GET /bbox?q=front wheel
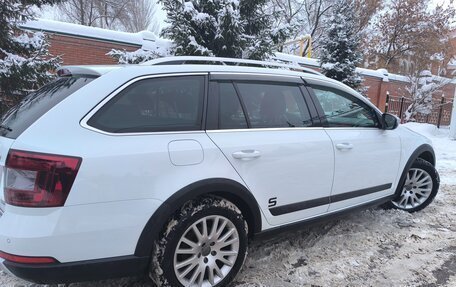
[151,197,248,287]
[389,158,440,212]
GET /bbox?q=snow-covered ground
[1,123,455,286]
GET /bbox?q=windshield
[0,76,95,139]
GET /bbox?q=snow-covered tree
[0,0,62,113]
[319,0,363,90]
[404,70,450,122]
[107,33,173,64]
[159,0,281,60]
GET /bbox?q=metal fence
[385,95,454,128]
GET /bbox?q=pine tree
[319,0,363,90]
[0,0,62,113]
[160,0,281,60]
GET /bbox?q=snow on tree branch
[403,70,451,122]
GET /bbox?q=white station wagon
[0,57,439,287]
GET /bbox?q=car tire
[386,158,440,212]
[150,196,248,287]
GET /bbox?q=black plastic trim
[205,78,218,130]
[232,82,252,128]
[2,255,149,284]
[134,178,262,257]
[299,85,322,127]
[269,183,392,216]
[257,195,395,239]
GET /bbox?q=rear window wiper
[0,125,12,132]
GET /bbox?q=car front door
[206,74,334,226]
[307,84,401,212]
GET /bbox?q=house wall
[48,33,140,65]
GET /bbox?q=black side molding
[331,183,392,203]
[269,183,392,216]
[270,197,330,216]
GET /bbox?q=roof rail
[142,56,324,76]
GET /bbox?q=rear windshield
[0,76,95,139]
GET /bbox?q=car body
[0,57,438,286]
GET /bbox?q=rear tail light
[4,150,82,207]
[0,251,58,264]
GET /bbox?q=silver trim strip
[210,72,302,80]
[80,73,208,136]
[207,127,323,133]
[206,127,382,133]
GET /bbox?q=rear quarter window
[87,75,205,133]
[0,76,95,139]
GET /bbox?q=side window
[235,82,313,128]
[218,82,248,129]
[87,76,205,133]
[311,86,379,128]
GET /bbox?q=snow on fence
[386,95,454,127]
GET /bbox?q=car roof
[57,59,378,112]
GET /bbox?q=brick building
[21,19,456,126]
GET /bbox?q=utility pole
[450,85,456,139]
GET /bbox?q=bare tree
[363,0,455,73]
[268,0,380,57]
[57,0,161,33]
[268,0,333,54]
[57,0,99,26]
[119,0,158,33]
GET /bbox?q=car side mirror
[382,113,399,130]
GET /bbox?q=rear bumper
[1,255,149,284]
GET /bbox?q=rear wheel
[151,197,248,287]
[389,158,439,212]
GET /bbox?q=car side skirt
[255,194,395,239]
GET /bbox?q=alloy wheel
[173,215,240,287]
[392,168,433,210]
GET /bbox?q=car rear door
[206,73,334,226]
[306,83,401,212]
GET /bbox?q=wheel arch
[417,149,435,166]
[134,178,262,257]
[394,144,435,197]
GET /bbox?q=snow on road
[1,123,455,286]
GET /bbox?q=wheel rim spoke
[207,266,215,285]
[174,215,240,287]
[176,255,198,270]
[192,225,204,243]
[209,216,220,239]
[217,228,235,243]
[217,256,234,267]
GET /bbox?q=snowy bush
[108,49,162,64]
[404,71,450,122]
